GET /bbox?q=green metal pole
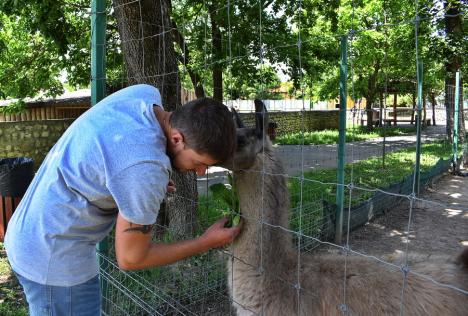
[335,35,347,244]
[453,71,460,171]
[413,61,423,195]
[91,0,108,313]
[91,0,106,106]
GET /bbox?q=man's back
[5,84,171,286]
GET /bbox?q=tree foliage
[0,0,123,101]
[0,0,464,113]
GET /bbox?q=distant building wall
[1,109,339,171]
[0,119,74,170]
[239,110,339,134]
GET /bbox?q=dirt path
[344,171,468,262]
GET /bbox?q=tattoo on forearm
[124,224,153,234]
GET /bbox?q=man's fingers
[217,217,229,226]
[166,179,176,193]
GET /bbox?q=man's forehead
[191,150,218,166]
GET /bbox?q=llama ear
[231,108,245,128]
[254,99,268,135]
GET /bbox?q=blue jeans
[14,272,101,316]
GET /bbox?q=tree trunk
[423,95,427,126]
[210,10,223,101]
[114,0,197,239]
[379,91,384,127]
[393,93,397,126]
[430,91,436,126]
[365,61,380,129]
[444,0,465,146]
[170,19,205,98]
[411,92,416,124]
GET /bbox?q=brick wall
[239,110,339,135]
[0,119,74,170]
[0,110,339,170]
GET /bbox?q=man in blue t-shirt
[5,84,240,315]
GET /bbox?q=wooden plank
[55,106,91,110]
[0,197,14,241]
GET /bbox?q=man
[5,84,241,315]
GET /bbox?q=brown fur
[224,101,468,316]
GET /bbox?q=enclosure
[0,0,467,315]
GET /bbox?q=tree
[171,0,296,101]
[114,0,198,239]
[0,0,124,102]
[0,11,63,101]
[443,0,465,154]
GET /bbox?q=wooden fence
[0,89,198,122]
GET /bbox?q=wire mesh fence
[87,0,468,315]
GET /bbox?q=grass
[198,141,452,243]
[275,126,417,145]
[0,243,28,316]
[289,141,452,205]
[0,141,451,315]
[100,141,454,313]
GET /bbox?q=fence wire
[87,0,468,315]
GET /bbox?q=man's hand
[115,214,241,270]
[166,179,176,193]
[200,217,242,249]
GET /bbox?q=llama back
[299,252,468,315]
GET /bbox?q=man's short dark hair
[170,98,236,163]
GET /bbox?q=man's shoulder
[103,84,162,107]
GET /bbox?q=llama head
[220,99,271,171]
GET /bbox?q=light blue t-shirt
[5,84,171,286]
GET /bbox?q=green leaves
[0,100,25,114]
[208,183,239,211]
[0,0,461,110]
[0,12,63,102]
[208,174,241,227]
[0,0,122,102]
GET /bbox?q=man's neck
[153,105,172,137]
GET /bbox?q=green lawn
[275,126,417,145]
[0,141,451,315]
[199,141,452,238]
[0,243,28,316]
[289,141,451,205]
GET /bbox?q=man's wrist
[196,235,213,253]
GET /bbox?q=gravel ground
[344,171,468,260]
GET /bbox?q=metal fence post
[91,0,108,312]
[335,35,347,244]
[413,61,423,195]
[453,71,460,172]
[91,0,107,106]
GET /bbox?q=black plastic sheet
[0,157,34,196]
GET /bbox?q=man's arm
[115,213,241,270]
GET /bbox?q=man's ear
[169,129,184,147]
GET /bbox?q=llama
[222,99,468,315]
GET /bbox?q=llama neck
[232,150,293,271]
